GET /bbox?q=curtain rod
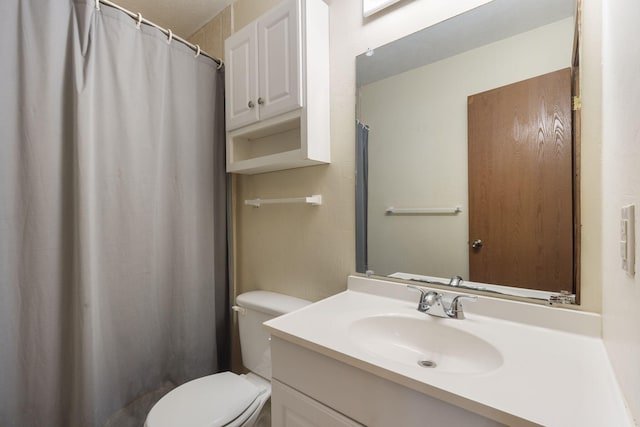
[96,0,224,69]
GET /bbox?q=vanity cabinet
[224,0,330,174]
[270,336,504,427]
[266,276,633,427]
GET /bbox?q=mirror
[355,0,580,303]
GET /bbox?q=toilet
[145,291,311,427]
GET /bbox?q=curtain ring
[217,60,224,70]
[136,13,143,29]
[95,0,100,10]
[166,29,173,45]
[194,45,201,58]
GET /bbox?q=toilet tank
[235,291,310,379]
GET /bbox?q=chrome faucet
[448,275,463,287]
[408,285,477,319]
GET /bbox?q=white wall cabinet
[224,0,330,174]
[226,0,301,130]
[225,23,259,130]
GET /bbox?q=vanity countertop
[264,275,633,427]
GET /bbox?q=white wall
[601,0,640,421]
[360,18,573,278]
[230,0,601,311]
[232,0,494,301]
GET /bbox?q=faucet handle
[408,285,444,313]
[449,275,464,287]
[448,294,478,319]
[407,285,430,311]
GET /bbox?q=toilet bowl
[145,291,310,427]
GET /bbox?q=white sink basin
[348,314,503,374]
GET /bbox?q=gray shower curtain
[356,121,369,273]
[0,1,228,425]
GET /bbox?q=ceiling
[113,0,233,38]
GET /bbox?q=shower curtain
[355,121,369,273]
[0,1,228,425]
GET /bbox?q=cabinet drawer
[272,379,364,427]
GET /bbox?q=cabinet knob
[472,239,483,249]
[257,97,264,105]
[248,100,255,109]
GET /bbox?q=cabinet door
[272,380,364,427]
[258,0,303,121]
[225,23,259,131]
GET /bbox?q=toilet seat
[145,372,270,427]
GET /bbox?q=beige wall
[601,0,640,421]
[191,0,604,371]
[230,0,601,312]
[232,0,350,303]
[361,18,573,280]
[578,0,604,315]
[192,0,602,310]
[188,5,232,61]
[231,0,498,302]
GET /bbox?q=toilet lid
[145,372,265,427]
